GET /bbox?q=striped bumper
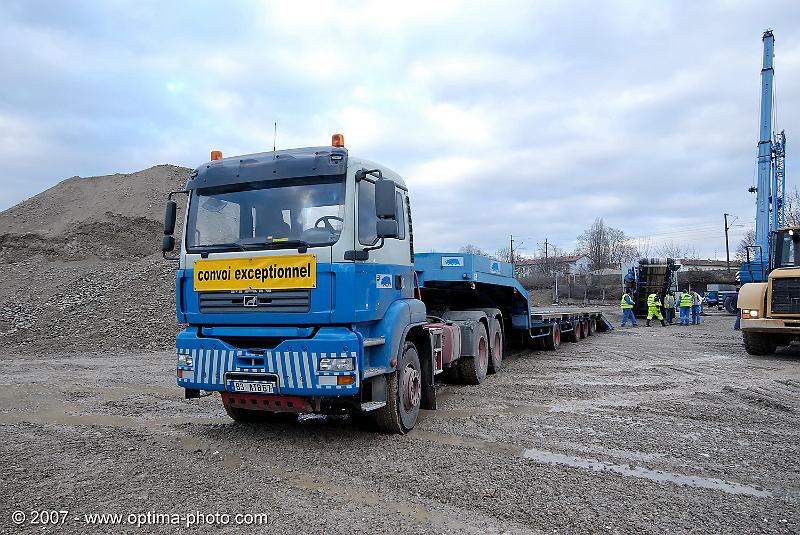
[176,329,361,396]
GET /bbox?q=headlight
[177,354,194,367]
[319,357,354,371]
[749,310,759,318]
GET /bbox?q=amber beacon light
[331,133,345,147]
[210,150,223,161]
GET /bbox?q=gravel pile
[0,165,190,352]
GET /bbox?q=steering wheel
[314,215,344,233]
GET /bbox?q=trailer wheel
[565,322,579,343]
[586,319,596,336]
[459,323,489,385]
[742,332,777,356]
[488,321,504,374]
[374,342,421,434]
[579,320,588,339]
[543,323,561,350]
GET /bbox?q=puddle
[521,448,777,498]
[425,403,550,420]
[417,431,796,501]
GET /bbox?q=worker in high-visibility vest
[663,291,676,325]
[646,291,665,327]
[620,288,637,327]
[678,290,694,325]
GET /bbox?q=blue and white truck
[162,134,608,433]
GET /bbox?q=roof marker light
[210,150,222,161]
[332,133,345,147]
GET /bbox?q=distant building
[517,254,592,276]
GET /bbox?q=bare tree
[493,247,524,264]
[735,228,756,262]
[459,244,486,256]
[783,186,800,226]
[532,243,570,276]
[577,218,636,270]
[656,240,685,259]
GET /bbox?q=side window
[395,191,406,240]
[358,181,378,245]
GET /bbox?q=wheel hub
[402,365,421,411]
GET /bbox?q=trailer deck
[414,252,610,351]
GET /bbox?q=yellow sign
[193,254,316,291]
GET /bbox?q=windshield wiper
[191,242,246,252]
[236,239,311,253]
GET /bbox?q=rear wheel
[374,342,422,434]
[579,320,588,339]
[543,323,561,350]
[459,323,489,384]
[488,322,504,374]
[742,331,777,356]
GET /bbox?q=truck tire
[742,332,777,356]
[543,323,561,350]
[458,323,489,385]
[488,319,504,374]
[374,342,422,434]
[565,321,579,343]
[579,320,588,339]
[724,296,737,315]
[586,319,596,336]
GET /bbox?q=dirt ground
[1,309,798,534]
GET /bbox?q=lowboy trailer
[162,134,610,434]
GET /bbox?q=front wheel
[373,342,422,434]
[742,331,777,356]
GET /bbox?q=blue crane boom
[754,30,775,270]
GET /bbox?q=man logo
[243,295,258,307]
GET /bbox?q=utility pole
[510,234,515,271]
[544,238,549,274]
[723,213,734,272]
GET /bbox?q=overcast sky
[2,0,799,259]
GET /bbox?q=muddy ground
[1,309,798,534]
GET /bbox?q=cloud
[1,0,799,260]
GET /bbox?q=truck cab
[738,226,800,354]
[163,135,606,432]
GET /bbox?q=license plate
[231,381,275,394]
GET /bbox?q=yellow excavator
[739,227,800,355]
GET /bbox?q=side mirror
[164,200,177,235]
[376,219,399,239]
[375,179,398,220]
[162,235,176,253]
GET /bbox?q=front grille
[199,290,310,313]
[771,277,800,315]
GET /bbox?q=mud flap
[420,348,437,410]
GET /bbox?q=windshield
[775,231,800,268]
[186,177,346,251]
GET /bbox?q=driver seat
[255,209,290,239]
